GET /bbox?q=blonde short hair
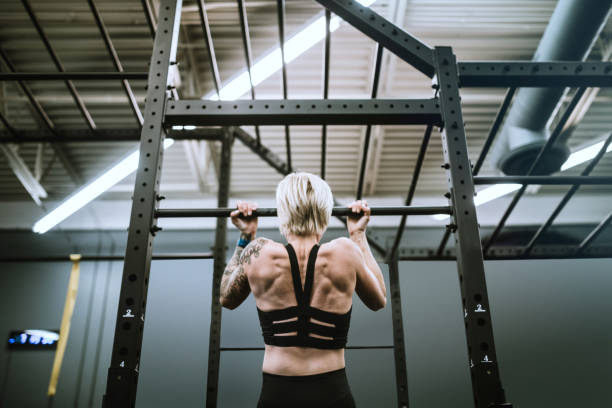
[276,172,334,237]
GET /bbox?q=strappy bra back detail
[256,243,352,349]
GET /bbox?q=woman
[219,172,387,407]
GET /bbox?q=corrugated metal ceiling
[0,0,610,210]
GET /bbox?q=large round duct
[490,0,612,175]
[498,127,570,175]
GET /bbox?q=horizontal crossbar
[155,206,453,218]
[0,72,149,81]
[474,176,612,185]
[0,253,214,262]
[398,245,612,261]
[314,0,434,78]
[0,128,223,143]
[220,345,394,351]
[164,99,442,126]
[458,62,612,87]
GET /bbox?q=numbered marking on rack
[122,309,135,318]
[475,304,486,312]
[481,354,493,363]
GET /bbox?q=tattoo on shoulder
[240,238,270,265]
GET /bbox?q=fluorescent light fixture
[33,139,175,234]
[433,184,523,221]
[473,183,522,206]
[34,0,379,233]
[433,138,612,221]
[560,139,612,171]
[206,0,376,101]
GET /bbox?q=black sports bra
[256,243,352,349]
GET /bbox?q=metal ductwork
[490,0,612,175]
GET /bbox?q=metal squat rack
[95,1,612,407]
[2,0,612,407]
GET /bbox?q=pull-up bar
[155,206,452,218]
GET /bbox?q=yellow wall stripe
[47,254,81,397]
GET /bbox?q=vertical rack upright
[102,0,182,406]
[433,47,510,408]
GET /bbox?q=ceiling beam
[0,66,48,204]
[366,0,407,196]
[314,0,434,77]
[137,0,216,195]
[21,0,97,131]
[559,40,612,141]
[0,144,47,205]
[179,23,216,191]
[175,10,218,191]
[0,46,83,187]
[0,128,223,143]
[87,0,144,126]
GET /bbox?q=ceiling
[0,0,611,230]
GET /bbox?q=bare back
[245,238,356,375]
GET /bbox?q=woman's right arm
[346,200,386,311]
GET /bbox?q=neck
[286,233,321,248]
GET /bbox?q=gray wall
[0,229,611,407]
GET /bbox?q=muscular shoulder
[240,238,284,269]
[329,237,359,252]
[320,237,359,265]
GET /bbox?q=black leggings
[257,368,356,408]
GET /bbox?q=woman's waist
[262,367,347,381]
[262,345,345,376]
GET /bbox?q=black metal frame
[164,99,442,126]
[100,1,182,405]
[0,72,148,81]
[205,129,233,407]
[398,244,612,261]
[155,205,452,218]
[474,176,612,185]
[320,8,331,179]
[388,258,410,407]
[0,128,223,144]
[482,86,588,254]
[356,44,384,199]
[386,124,433,262]
[237,0,263,150]
[457,62,612,87]
[276,0,293,172]
[1,0,611,407]
[433,47,508,407]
